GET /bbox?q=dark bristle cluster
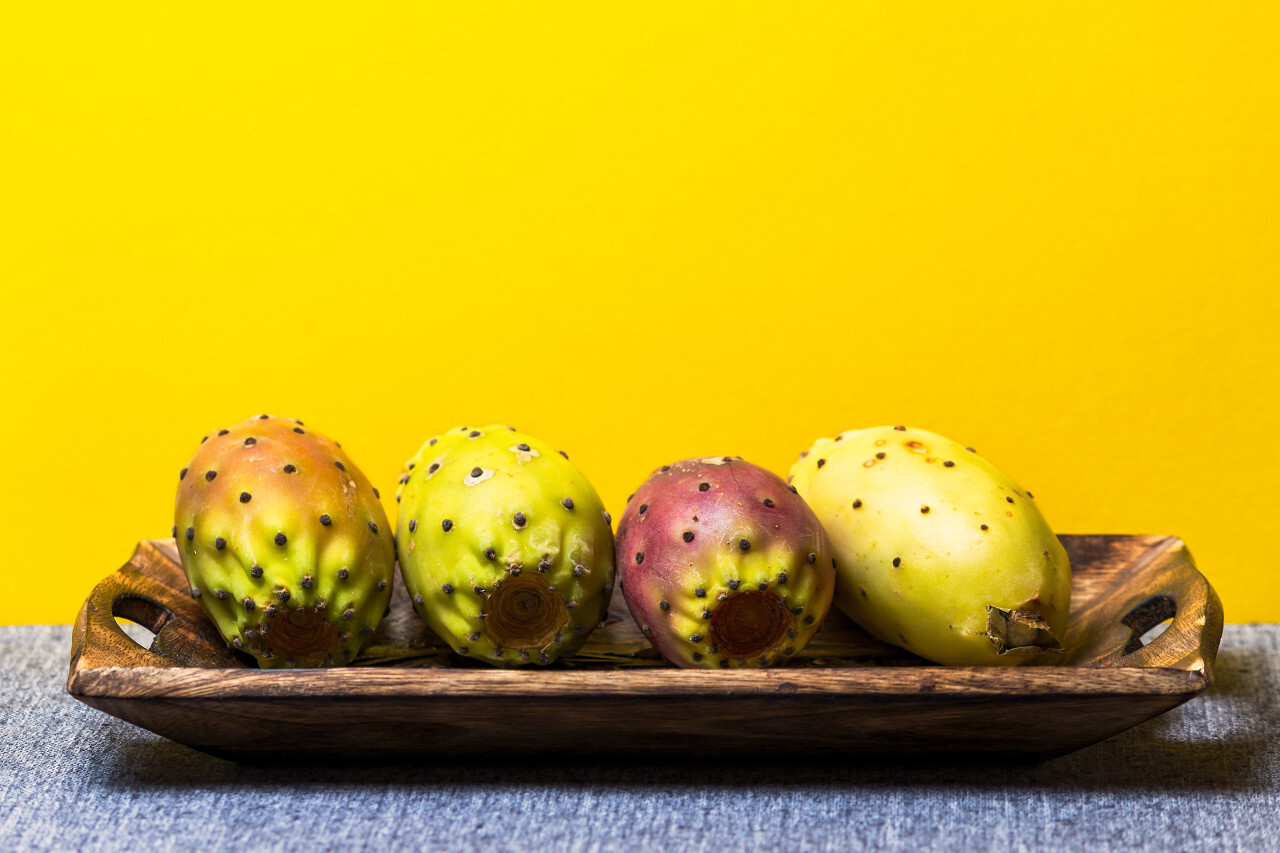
[561,497,575,510]
[442,519,454,532]
[368,521,379,534]
[283,464,296,474]
[683,531,695,542]
[240,492,252,503]
[762,498,774,507]
[320,514,332,526]
[205,471,217,482]
[698,482,710,492]
[244,437,257,446]
[293,427,305,434]
[274,532,287,546]
[215,537,226,550]
[334,460,345,471]
[408,519,417,533]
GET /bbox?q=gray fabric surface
[0,625,1276,852]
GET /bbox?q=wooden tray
[67,535,1222,762]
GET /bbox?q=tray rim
[69,661,1210,700]
[67,533,1223,702]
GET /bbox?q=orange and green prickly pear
[174,415,396,668]
[616,457,836,668]
[789,425,1070,666]
[395,426,615,667]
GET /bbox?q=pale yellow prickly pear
[788,426,1070,666]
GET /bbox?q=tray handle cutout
[112,594,173,654]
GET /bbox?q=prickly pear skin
[616,457,835,669]
[174,415,396,668]
[395,426,615,667]
[788,426,1071,666]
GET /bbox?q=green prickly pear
[173,415,396,668]
[788,426,1070,666]
[616,457,835,668]
[395,426,615,666]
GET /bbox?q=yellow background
[2,4,1277,624]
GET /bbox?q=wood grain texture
[66,535,1223,761]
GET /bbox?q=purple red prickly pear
[616,457,835,668]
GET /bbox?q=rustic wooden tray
[67,535,1222,762]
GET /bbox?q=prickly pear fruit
[616,457,835,668]
[788,426,1070,666]
[395,426,615,667]
[174,415,396,668]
